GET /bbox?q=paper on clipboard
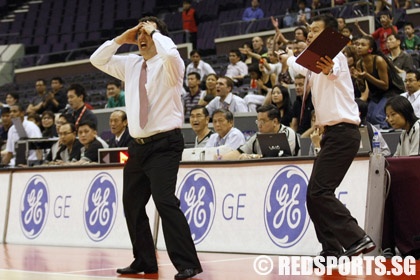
[295,27,350,74]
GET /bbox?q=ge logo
[178,169,215,244]
[20,175,49,239]
[83,172,118,242]
[264,165,310,248]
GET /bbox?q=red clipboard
[295,27,350,74]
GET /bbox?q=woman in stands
[41,110,58,138]
[263,84,293,126]
[385,95,420,156]
[198,73,218,106]
[352,35,403,128]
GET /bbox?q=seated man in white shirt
[206,76,248,116]
[185,49,216,85]
[205,108,245,150]
[400,70,420,118]
[1,103,42,166]
[220,104,300,160]
[225,49,248,86]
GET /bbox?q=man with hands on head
[90,17,202,280]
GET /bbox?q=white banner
[156,158,370,255]
[6,167,156,248]
[0,172,11,243]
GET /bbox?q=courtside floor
[0,244,419,279]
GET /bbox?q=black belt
[325,122,358,130]
[135,129,181,145]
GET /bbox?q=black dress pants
[306,123,366,253]
[123,130,201,271]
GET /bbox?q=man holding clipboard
[287,14,376,265]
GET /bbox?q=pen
[217,149,221,160]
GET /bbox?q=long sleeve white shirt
[90,33,184,138]
[287,52,360,126]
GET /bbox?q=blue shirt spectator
[242,0,264,21]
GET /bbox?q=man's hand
[316,56,334,75]
[114,23,143,45]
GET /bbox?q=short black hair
[139,16,169,37]
[310,14,338,31]
[187,72,201,80]
[106,79,122,88]
[51,77,64,84]
[257,104,281,123]
[67,84,87,102]
[190,105,209,117]
[111,109,127,121]
[212,108,234,122]
[78,120,97,131]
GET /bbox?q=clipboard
[295,27,350,74]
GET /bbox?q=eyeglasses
[404,79,417,83]
[255,119,272,125]
[58,131,73,137]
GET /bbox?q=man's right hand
[114,23,142,45]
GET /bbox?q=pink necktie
[139,61,148,129]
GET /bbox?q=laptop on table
[256,133,292,157]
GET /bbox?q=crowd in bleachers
[1,0,420,168]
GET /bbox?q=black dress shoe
[344,235,376,257]
[313,250,342,269]
[174,267,203,279]
[116,265,158,275]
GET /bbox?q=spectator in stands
[47,77,67,113]
[354,10,398,55]
[0,107,11,150]
[185,50,216,85]
[41,110,58,138]
[220,104,300,160]
[250,36,267,65]
[206,76,248,116]
[189,105,213,147]
[67,83,98,128]
[386,33,415,73]
[275,48,295,88]
[271,16,308,48]
[2,104,42,166]
[50,123,82,163]
[242,0,264,22]
[311,0,328,16]
[262,49,281,78]
[106,79,125,108]
[183,72,202,122]
[225,49,248,86]
[400,70,420,117]
[182,0,198,49]
[340,26,353,40]
[290,74,314,134]
[296,0,311,26]
[385,95,420,156]
[353,35,404,128]
[0,92,19,109]
[263,84,293,126]
[26,78,48,115]
[108,110,133,148]
[75,120,104,163]
[198,73,218,106]
[45,113,74,162]
[205,108,245,150]
[401,22,420,51]
[243,63,276,112]
[337,17,347,33]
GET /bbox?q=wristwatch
[314,147,321,155]
[150,29,160,37]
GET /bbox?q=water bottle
[372,131,381,155]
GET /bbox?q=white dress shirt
[6,119,42,166]
[287,52,360,126]
[185,60,216,83]
[90,33,184,138]
[205,127,245,150]
[401,89,420,118]
[206,92,248,116]
[225,61,248,81]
